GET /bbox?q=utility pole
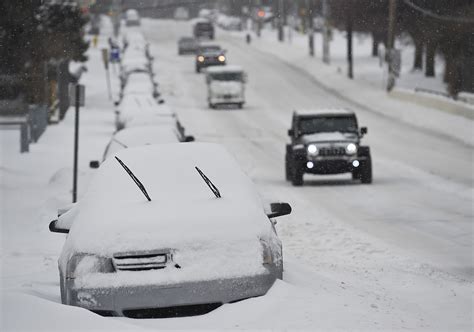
[346,0,353,79]
[322,0,330,64]
[277,0,284,42]
[307,0,314,57]
[387,0,397,91]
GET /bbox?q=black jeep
[285,109,372,186]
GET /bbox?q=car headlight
[66,254,114,279]
[307,144,318,155]
[346,143,357,154]
[260,240,273,265]
[218,55,226,62]
[197,55,205,62]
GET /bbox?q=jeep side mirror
[288,129,294,137]
[360,127,368,135]
[49,220,69,234]
[266,202,292,219]
[184,135,195,142]
[89,160,100,169]
[158,99,165,104]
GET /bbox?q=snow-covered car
[178,37,199,55]
[285,109,372,185]
[125,9,140,26]
[89,126,195,168]
[206,65,247,109]
[115,95,176,131]
[50,143,291,317]
[195,44,226,73]
[119,71,159,100]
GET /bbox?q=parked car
[178,37,199,55]
[285,109,372,185]
[125,9,140,26]
[206,65,247,109]
[89,126,194,168]
[115,95,174,131]
[119,72,159,100]
[193,20,215,39]
[195,44,226,73]
[50,143,291,317]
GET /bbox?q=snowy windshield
[210,73,242,82]
[299,117,357,134]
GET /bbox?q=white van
[206,65,247,109]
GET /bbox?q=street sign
[110,47,120,62]
[69,83,85,107]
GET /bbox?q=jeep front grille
[112,251,170,271]
[318,146,346,156]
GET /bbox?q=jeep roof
[294,108,355,118]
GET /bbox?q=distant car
[178,37,199,55]
[174,6,189,20]
[285,109,372,186]
[195,44,226,73]
[89,126,194,168]
[206,65,247,109]
[115,94,176,131]
[125,9,140,26]
[193,20,215,39]
[50,143,291,317]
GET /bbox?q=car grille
[318,146,346,156]
[112,251,169,271]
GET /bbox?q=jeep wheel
[352,169,361,181]
[360,157,372,184]
[196,66,201,73]
[237,103,243,109]
[291,168,304,186]
[285,157,292,181]
[209,103,215,109]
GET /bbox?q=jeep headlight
[346,143,357,155]
[218,55,226,62]
[66,254,114,279]
[307,144,318,156]
[197,55,205,62]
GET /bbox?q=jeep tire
[360,156,372,184]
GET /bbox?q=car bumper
[303,156,368,174]
[64,272,276,316]
[210,96,245,105]
[197,61,225,68]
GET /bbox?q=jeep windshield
[210,72,242,82]
[196,22,213,31]
[298,116,357,135]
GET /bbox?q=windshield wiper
[115,156,152,202]
[195,166,221,199]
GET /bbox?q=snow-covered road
[1,18,472,331]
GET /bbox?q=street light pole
[322,0,330,64]
[387,0,397,91]
[347,0,354,79]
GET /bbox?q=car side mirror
[360,127,368,135]
[158,99,165,104]
[266,202,292,219]
[49,220,69,234]
[184,135,195,142]
[288,129,294,137]
[89,160,100,169]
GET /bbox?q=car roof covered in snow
[206,65,244,73]
[62,143,270,254]
[294,108,355,117]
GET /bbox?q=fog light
[307,161,314,169]
[352,160,360,167]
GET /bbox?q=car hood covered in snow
[61,143,272,257]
